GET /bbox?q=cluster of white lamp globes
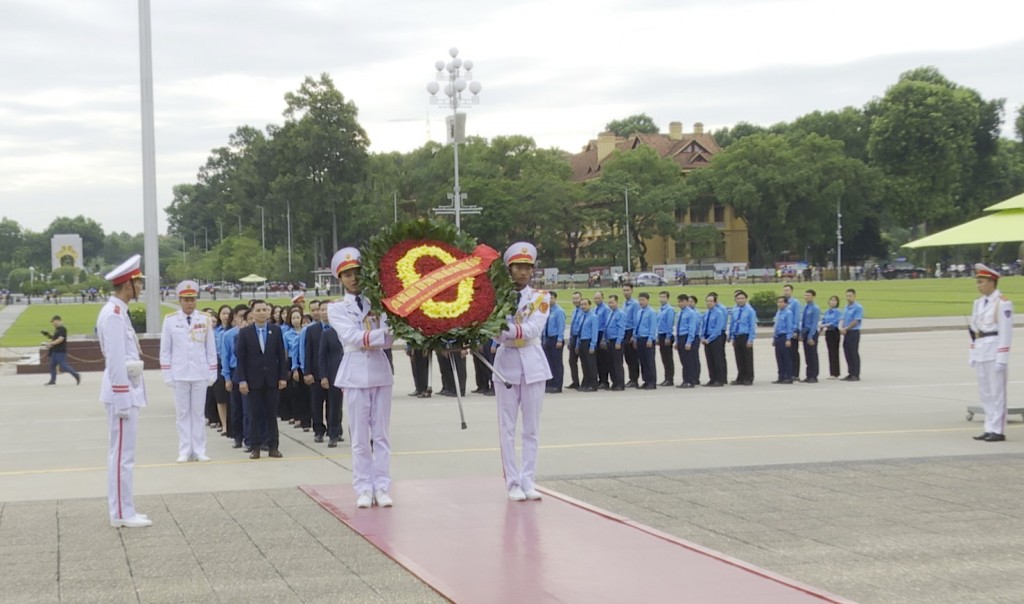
[426,47,482,108]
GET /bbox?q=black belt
[977,331,998,338]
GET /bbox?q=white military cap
[331,247,361,277]
[291,292,306,305]
[975,263,1000,281]
[175,280,200,298]
[504,242,538,266]
[104,254,143,285]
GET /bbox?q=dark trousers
[774,335,793,380]
[596,333,610,387]
[326,386,343,439]
[278,378,292,420]
[48,351,79,383]
[291,379,311,427]
[568,336,582,386]
[803,336,819,380]
[658,335,675,383]
[579,340,598,388]
[705,336,727,385]
[678,343,700,385]
[438,351,467,395]
[544,336,564,390]
[623,330,639,383]
[843,330,861,377]
[248,387,280,450]
[732,334,754,384]
[230,387,246,445]
[637,337,657,386]
[410,349,431,393]
[789,337,801,379]
[471,346,492,392]
[609,344,625,388]
[310,383,327,437]
[825,329,841,377]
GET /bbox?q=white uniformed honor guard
[494,242,551,502]
[97,254,151,528]
[327,247,396,509]
[970,264,1014,442]
[160,280,219,462]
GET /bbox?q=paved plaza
[1,322,1022,602]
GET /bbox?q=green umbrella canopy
[903,208,1024,248]
[238,274,267,283]
[982,191,1024,212]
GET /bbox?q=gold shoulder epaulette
[1000,295,1010,302]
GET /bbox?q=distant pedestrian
[839,289,863,381]
[43,315,80,386]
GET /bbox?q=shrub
[749,290,778,325]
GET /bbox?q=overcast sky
[2,0,1023,236]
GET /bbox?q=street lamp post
[624,187,632,275]
[286,199,292,273]
[257,205,266,255]
[836,199,843,281]
[426,47,483,232]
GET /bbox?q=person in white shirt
[969,263,1014,442]
[327,247,396,508]
[493,242,551,502]
[160,280,218,462]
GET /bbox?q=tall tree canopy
[604,113,660,137]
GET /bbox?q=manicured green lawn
[0,303,177,348]
[546,276,1024,319]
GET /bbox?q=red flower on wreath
[378,239,497,336]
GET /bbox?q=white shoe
[195,454,211,462]
[356,491,373,508]
[524,488,542,501]
[508,485,526,502]
[176,455,188,463]
[111,514,153,528]
[374,490,393,507]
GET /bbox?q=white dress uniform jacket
[494,285,553,385]
[97,296,147,413]
[969,289,1014,366]
[159,310,218,384]
[328,294,394,388]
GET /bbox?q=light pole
[29,266,35,285]
[836,199,843,281]
[624,187,632,275]
[393,191,398,223]
[426,47,483,232]
[286,199,292,273]
[204,227,208,251]
[257,205,265,254]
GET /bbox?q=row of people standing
[552,284,864,392]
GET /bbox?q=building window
[713,204,725,224]
[690,207,706,223]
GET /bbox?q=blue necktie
[258,327,266,352]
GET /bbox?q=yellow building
[569,121,749,266]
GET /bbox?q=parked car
[881,262,926,279]
[633,272,667,286]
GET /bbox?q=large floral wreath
[360,220,518,350]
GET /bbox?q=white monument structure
[51,234,84,270]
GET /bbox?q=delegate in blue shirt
[657,302,676,337]
[842,301,864,330]
[283,324,302,370]
[821,308,841,329]
[220,326,239,381]
[728,304,757,341]
[593,302,610,335]
[605,308,626,346]
[545,303,566,342]
[786,296,802,333]
[569,306,585,337]
[675,306,700,346]
[802,302,821,341]
[622,297,640,331]
[703,305,726,340]
[774,306,795,338]
[635,305,658,339]
[579,310,599,351]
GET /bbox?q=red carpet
[300,478,852,603]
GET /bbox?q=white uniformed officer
[970,263,1014,442]
[494,242,551,502]
[327,247,396,509]
[160,280,219,462]
[97,255,151,528]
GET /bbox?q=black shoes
[729,380,743,386]
[314,435,324,443]
[802,378,819,383]
[676,383,695,389]
[771,379,794,384]
[545,388,562,394]
[973,432,992,441]
[579,386,597,392]
[232,441,243,449]
[641,384,657,390]
[703,382,724,387]
[658,380,673,387]
[984,433,1006,442]
[268,449,283,458]
[625,381,639,389]
[840,376,860,382]
[408,390,423,397]
[417,391,432,398]
[327,438,338,448]
[567,383,580,390]
[250,449,260,459]
[74,374,81,385]
[44,382,56,386]
[610,386,625,391]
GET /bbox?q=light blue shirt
[728,303,757,342]
[842,301,864,330]
[635,305,657,339]
[786,296,802,332]
[569,305,585,337]
[605,308,626,345]
[623,297,640,331]
[774,306,795,338]
[579,310,598,351]
[703,305,726,340]
[593,302,610,334]
[802,302,821,341]
[822,308,841,329]
[545,303,566,342]
[676,306,700,346]
[221,326,239,381]
[657,302,676,337]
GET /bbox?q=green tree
[1016,104,1024,142]
[604,113,660,137]
[677,225,722,265]
[709,122,767,148]
[585,146,686,271]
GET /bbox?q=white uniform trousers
[344,385,392,494]
[174,380,208,459]
[976,361,1008,435]
[496,381,545,492]
[106,405,138,521]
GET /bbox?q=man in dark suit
[317,313,345,448]
[303,305,328,442]
[235,300,288,459]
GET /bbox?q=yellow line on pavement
[0,425,1013,477]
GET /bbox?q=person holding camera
[43,315,80,386]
